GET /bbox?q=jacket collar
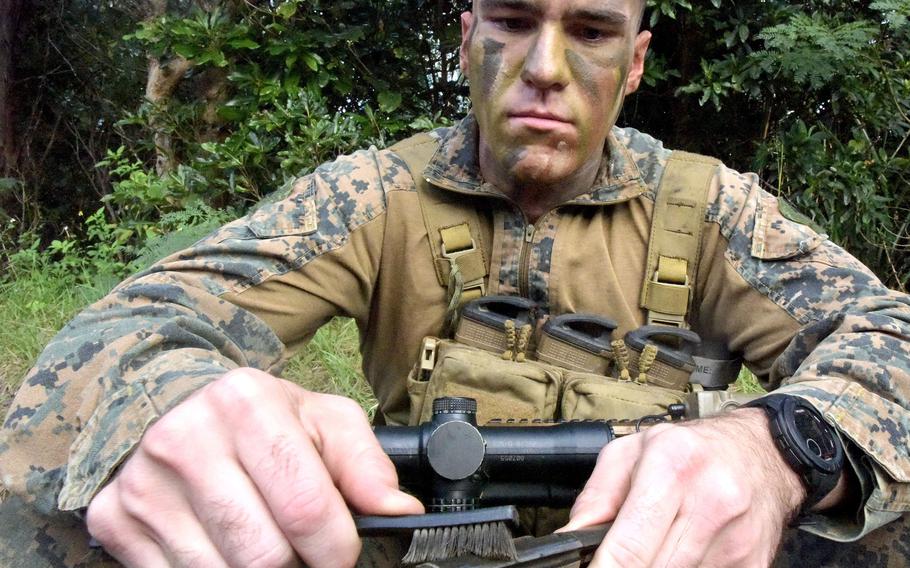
[423,111,647,205]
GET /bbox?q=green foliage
[754,14,878,90]
[629,0,910,289]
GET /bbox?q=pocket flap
[751,195,825,260]
[247,179,319,238]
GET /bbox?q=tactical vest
[389,132,743,426]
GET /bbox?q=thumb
[302,391,424,516]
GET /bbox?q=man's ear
[624,31,651,95]
[459,11,475,76]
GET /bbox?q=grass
[0,268,102,417]
[283,317,376,414]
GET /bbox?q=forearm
[0,269,288,512]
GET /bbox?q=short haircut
[470,1,647,30]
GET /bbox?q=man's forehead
[474,0,640,20]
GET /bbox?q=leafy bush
[632,0,910,289]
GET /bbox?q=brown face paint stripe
[481,39,505,98]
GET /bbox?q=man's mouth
[508,110,573,130]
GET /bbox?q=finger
[110,462,231,568]
[591,430,691,568]
[561,434,642,532]
[135,383,294,568]
[86,483,170,568]
[180,461,301,568]
[306,392,424,515]
[232,395,362,568]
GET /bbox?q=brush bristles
[401,521,518,564]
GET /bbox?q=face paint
[463,0,647,200]
[481,39,505,98]
[565,49,599,99]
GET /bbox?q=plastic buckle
[419,337,438,381]
[646,270,689,328]
[647,312,687,328]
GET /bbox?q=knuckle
[648,429,704,481]
[206,368,270,411]
[140,410,200,468]
[320,392,368,421]
[115,469,156,519]
[708,472,752,516]
[275,479,334,536]
[243,541,298,568]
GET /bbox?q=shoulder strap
[640,150,721,328]
[390,133,488,312]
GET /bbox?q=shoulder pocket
[751,194,826,260]
[247,178,319,238]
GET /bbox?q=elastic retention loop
[611,339,632,382]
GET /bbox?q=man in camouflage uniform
[2,0,909,566]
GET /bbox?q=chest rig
[390,132,743,426]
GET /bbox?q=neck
[478,142,606,223]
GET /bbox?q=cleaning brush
[356,506,519,564]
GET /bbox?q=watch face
[794,406,839,463]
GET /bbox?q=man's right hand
[85,368,424,568]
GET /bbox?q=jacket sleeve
[696,166,910,541]
[0,146,409,514]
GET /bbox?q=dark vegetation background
[0,0,908,416]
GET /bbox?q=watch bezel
[770,395,843,475]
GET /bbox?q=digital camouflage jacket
[2,113,909,566]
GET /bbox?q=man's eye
[495,18,531,32]
[578,27,606,41]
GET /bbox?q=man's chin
[504,147,579,184]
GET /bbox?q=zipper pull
[525,224,535,243]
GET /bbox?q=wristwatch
[745,394,844,512]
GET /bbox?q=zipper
[518,220,536,297]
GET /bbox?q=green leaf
[285,73,301,93]
[228,38,260,50]
[277,2,298,19]
[172,44,198,59]
[302,52,320,71]
[378,90,402,113]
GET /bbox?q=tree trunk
[197,67,228,142]
[145,55,193,175]
[0,0,23,178]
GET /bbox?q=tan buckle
[418,337,438,381]
[647,312,687,328]
[646,271,689,328]
[442,239,486,296]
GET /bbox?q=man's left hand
[562,409,807,567]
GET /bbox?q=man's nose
[520,25,570,91]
